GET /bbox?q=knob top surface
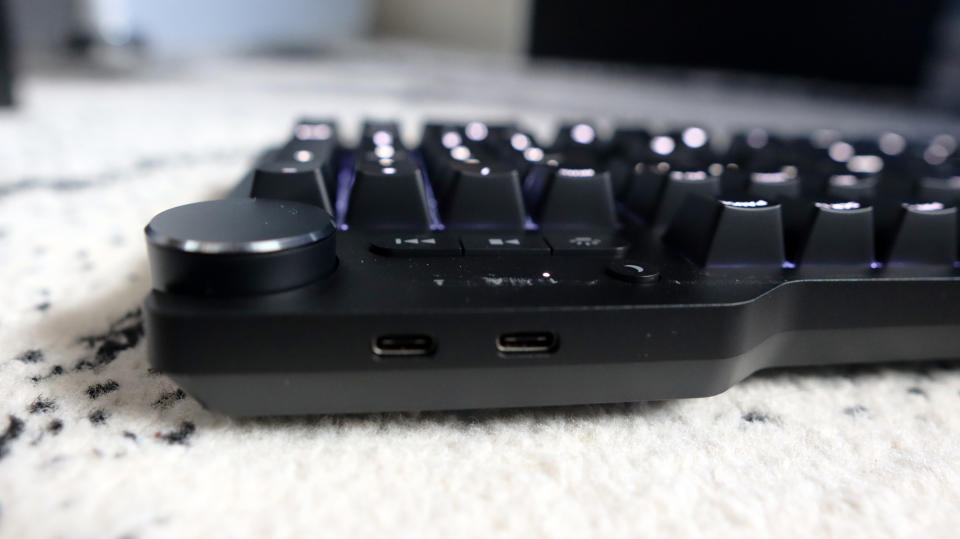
[146,198,335,254]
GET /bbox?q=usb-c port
[373,334,436,357]
[497,332,558,354]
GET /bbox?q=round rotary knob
[145,198,337,295]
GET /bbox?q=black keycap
[488,126,538,155]
[547,124,604,176]
[427,153,496,201]
[263,119,339,197]
[607,128,653,197]
[662,127,715,169]
[534,167,618,229]
[609,128,652,160]
[917,176,960,203]
[675,126,711,152]
[639,169,723,227]
[275,142,337,169]
[250,161,333,214]
[420,122,457,147]
[663,195,784,266]
[486,127,540,177]
[844,154,886,176]
[440,162,526,230]
[874,201,958,265]
[291,118,337,144]
[544,232,629,256]
[356,148,414,165]
[622,162,671,219]
[361,121,404,151]
[346,161,431,230]
[461,120,497,145]
[283,119,338,157]
[827,174,879,202]
[646,134,681,163]
[782,199,875,266]
[551,122,601,154]
[725,129,786,169]
[419,128,495,200]
[717,164,748,192]
[748,169,801,201]
[370,234,462,256]
[461,234,550,255]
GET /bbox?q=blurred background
[0,0,958,133]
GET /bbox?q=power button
[606,260,660,283]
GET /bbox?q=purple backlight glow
[409,150,445,231]
[334,152,356,228]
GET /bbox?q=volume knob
[145,198,337,295]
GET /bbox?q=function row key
[369,233,629,257]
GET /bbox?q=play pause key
[461,235,551,255]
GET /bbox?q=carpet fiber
[1,51,959,538]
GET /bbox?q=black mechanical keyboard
[143,119,960,416]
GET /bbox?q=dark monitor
[530,0,946,89]
[0,0,12,106]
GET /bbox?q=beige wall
[374,0,531,54]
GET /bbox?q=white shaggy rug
[1,47,959,538]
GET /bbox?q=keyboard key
[631,169,723,227]
[425,152,484,200]
[725,129,788,169]
[356,147,414,165]
[273,139,338,196]
[782,199,875,265]
[534,167,618,229]
[662,127,716,169]
[748,169,801,201]
[291,118,337,144]
[544,232,629,256]
[917,176,960,203]
[262,119,340,196]
[440,162,526,230]
[487,127,541,177]
[609,127,652,160]
[461,234,550,255]
[370,234,462,256]
[827,174,879,202]
[663,195,784,266]
[346,161,431,230]
[250,161,333,214]
[461,120,498,144]
[844,153,886,175]
[622,162,670,219]
[875,201,958,265]
[279,135,338,166]
[361,121,403,151]
[551,123,601,162]
[607,128,653,197]
[676,126,711,150]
